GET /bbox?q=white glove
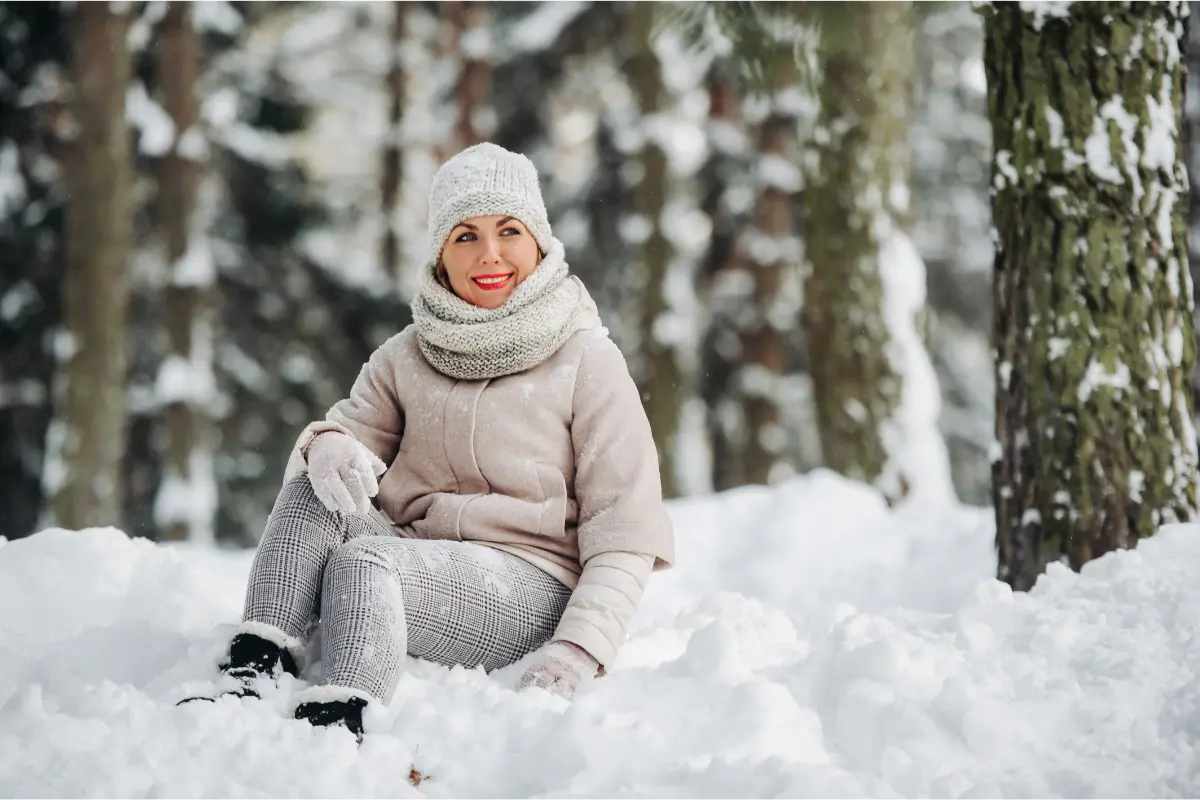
[305,432,380,515]
[518,640,600,699]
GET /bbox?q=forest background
[2,1,1193,592]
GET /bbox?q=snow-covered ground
[3,469,1200,797]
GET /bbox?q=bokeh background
[0,1,1195,547]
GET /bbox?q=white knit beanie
[426,143,554,270]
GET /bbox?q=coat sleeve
[552,550,654,668]
[570,333,675,569]
[283,335,406,483]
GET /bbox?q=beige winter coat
[282,324,675,663]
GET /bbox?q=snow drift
[2,469,1199,797]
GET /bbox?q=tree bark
[983,1,1197,590]
[49,3,133,529]
[154,1,216,542]
[381,1,405,285]
[802,1,949,504]
[628,1,684,498]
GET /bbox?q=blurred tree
[672,1,953,500]
[700,57,807,490]
[152,2,218,543]
[910,2,995,508]
[381,1,405,285]
[0,2,68,540]
[205,4,410,544]
[627,1,687,498]
[983,2,1197,590]
[449,1,492,152]
[47,3,134,530]
[801,1,953,506]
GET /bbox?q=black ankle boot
[221,632,300,687]
[295,696,368,743]
[177,633,299,705]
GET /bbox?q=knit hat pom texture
[426,143,554,269]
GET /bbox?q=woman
[186,143,675,741]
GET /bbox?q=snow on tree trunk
[628,1,684,499]
[449,1,492,151]
[984,1,1198,591]
[47,3,133,530]
[702,64,807,490]
[801,1,954,506]
[152,2,217,544]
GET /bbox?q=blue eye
[455,231,477,243]
[500,227,520,236]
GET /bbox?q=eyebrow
[452,217,516,233]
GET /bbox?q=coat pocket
[534,462,568,538]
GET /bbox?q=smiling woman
[177,142,675,743]
[437,214,542,309]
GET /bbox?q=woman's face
[440,215,540,309]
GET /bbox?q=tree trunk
[801,0,951,505]
[48,3,133,530]
[450,1,491,151]
[153,1,216,543]
[628,1,684,498]
[702,65,802,490]
[382,0,405,286]
[983,1,1197,591]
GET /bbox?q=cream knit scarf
[412,238,601,380]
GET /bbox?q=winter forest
[5,1,1200,796]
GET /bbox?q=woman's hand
[305,432,380,515]
[517,640,599,699]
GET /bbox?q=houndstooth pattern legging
[242,474,571,701]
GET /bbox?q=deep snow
[3,469,1200,797]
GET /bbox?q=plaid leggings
[242,475,571,701]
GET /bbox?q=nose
[479,235,502,268]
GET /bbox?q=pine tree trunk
[450,1,491,150]
[154,1,216,543]
[49,3,133,529]
[628,1,683,498]
[702,66,802,490]
[801,1,949,504]
[382,0,405,285]
[984,1,1197,591]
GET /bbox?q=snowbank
[2,471,1200,797]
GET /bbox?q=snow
[9,474,1200,796]
[1087,97,1141,198]
[0,140,26,223]
[1077,357,1131,402]
[875,221,957,506]
[0,279,38,324]
[125,83,176,158]
[192,0,242,35]
[1019,1,1072,30]
[154,452,219,546]
[507,1,589,54]
[154,352,217,408]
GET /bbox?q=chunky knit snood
[411,238,602,381]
